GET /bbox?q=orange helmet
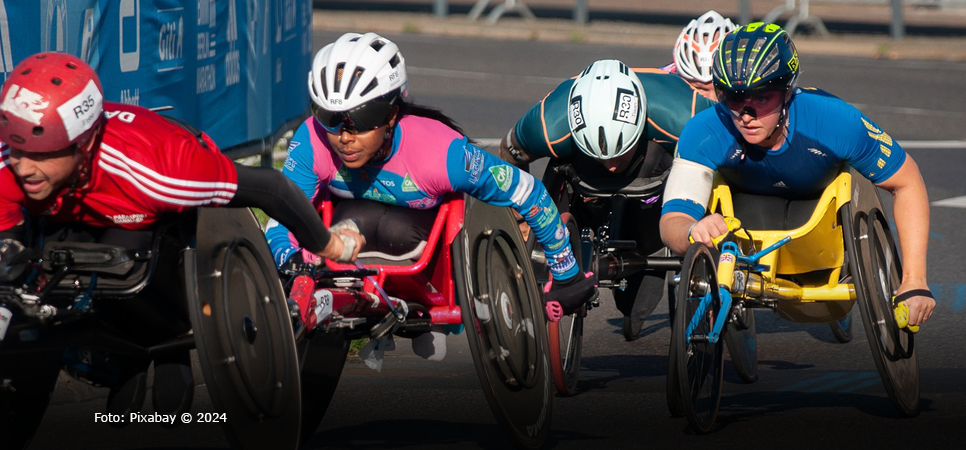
[0,52,104,152]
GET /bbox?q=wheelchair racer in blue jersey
[659,23,935,327]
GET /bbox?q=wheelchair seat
[709,171,855,323]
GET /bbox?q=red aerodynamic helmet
[0,52,104,153]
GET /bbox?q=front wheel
[673,243,724,434]
[724,302,758,383]
[547,212,585,397]
[849,207,919,416]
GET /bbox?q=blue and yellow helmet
[712,22,799,97]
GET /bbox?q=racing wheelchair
[0,208,304,450]
[668,169,920,433]
[528,161,679,396]
[283,193,553,450]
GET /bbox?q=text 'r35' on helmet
[568,59,647,160]
[712,22,799,96]
[673,10,737,83]
[308,32,408,113]
[0,52,104,153]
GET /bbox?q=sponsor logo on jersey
[335,167,351,182]
[406,196,439,209]
[363,188,395,203]
[283,157,297,171]
[464,146,484,183]
[807,148,827,157]
[489,165,513,192]
[380,179,395,187]
[537,205,558,228]
[613,88,640,125]
[554,223,567,241]
[548,248,576,274]
[1,84,48,125]
[402,174,419,192]
[111,213,148,224]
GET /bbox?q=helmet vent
[32,126,44,136]
[66,62,77,70]
[597,126,608,156]
[345,68,364,98]
[21,69,30,75]
[51,77,62,86]
[359,79,378,98]
[371,40,385,52]
[389,54,400,68]
[334,63,345,93]
[318,67,328,98]
[1,114,7,125]
[615,132,624,155]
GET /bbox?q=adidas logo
[773,181,789,189]
[808,148,827,157]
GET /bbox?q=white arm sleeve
[662,158,715,211]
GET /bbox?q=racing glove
[543,271,598,322]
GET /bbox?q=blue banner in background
[0,0,312,151]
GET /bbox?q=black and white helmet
[568,59,647,160]
[673,10,736,83]
[308,32,408,113]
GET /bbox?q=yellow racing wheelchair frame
[668,169,920,434]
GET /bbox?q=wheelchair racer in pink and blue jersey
[265,32,597,324]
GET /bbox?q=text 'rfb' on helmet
[568,59,647,160]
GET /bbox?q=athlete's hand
[895,281,935,328]
[687,214,730,248]
[316,220,366,262]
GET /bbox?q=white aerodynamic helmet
[308,32,408,121]
[673,10,736,83]
[568,59,646,160]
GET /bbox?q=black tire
[455,200,552,450]
[724,302,759,383]
[297,330,350,448]
[848,207,919,416]
[547,212,585,397]
[666,275,685,418]
[0,352,61,450]
[189,208,302,450]
[673,243,724,434]
[829,310,854,343]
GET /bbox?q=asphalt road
[24,30,966,450]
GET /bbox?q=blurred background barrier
[0,0,314,165]
[315,0,966,39]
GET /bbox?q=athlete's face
[324,108,398,169]
[8,145,85,201]
[596,146,636,173]
[722,89,786,149]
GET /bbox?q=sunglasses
[717,89,785,119]
[313,100,395,135]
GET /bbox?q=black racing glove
[543,272,598,322]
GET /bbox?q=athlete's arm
[498,128,535,171]
[875,155,933,326]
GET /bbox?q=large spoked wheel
[848,206,919,416]
[673,243,724,434]
[724,300,758,383]
[547,212,585,397]
[189,208,302,450]
[455,200,552,450]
